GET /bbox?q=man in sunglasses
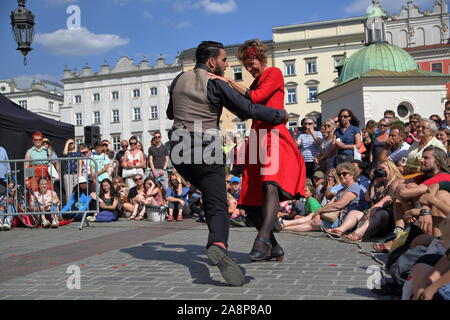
[148,131,169,190]
[297,118,322,178]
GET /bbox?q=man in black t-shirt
[148,132,169,190]
[114,140,129,178]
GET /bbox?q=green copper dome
[339,42,419,84]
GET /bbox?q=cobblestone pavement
[0,218,391,300]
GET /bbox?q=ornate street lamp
[10,0,35,66]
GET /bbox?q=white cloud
[345,0,440,15]
[196,0,237,14]
[175,21,192,29]
[13,74,63,90]
[34,27,129,56]
[143,10,154,19]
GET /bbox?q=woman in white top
[121,136,146,189]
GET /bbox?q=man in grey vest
[167,41,288,286]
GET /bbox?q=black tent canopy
[0,93,74,160]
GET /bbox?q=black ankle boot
[249,237,272,262]
[266,244,284,262]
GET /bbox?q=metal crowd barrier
[0,157,100,230]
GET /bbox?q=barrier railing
[0,157,100,230]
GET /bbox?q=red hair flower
[246,46,258,59]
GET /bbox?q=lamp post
[10,0,35,66]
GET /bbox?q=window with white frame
[48,101,54,111]
[18,100,27,109]
[75,95,82,104]
[133,107,141,121]
[150,105,158,119]
[233,67,243,81]
[112,135,121,151]
[112,109,120,122]
[112,91,119,100]
[307,86,318,102]
[236,122,246,138]
[150,87,158,96]
[286,88,297,104]
[431,62,443,73]
[75,113,82,126]
[284,61,296,76]
[93,93,100,102]
[75,137,83,146]
[133,89,140,98]
[305,59,317,74]
[93,111,101,124]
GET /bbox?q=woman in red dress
[209,39,306,261]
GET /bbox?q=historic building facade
[61,56,182,151]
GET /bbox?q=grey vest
[171,68,222,133]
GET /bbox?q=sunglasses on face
[102,144,108,147]
[305,123,314,125]
[81,151,89,154]
[410,120,419,123]
[134,177,143,182]
[33,138,43,141]
[130,142,137,145]
[337,172,350,177]
[379,124,389,127]
[121,145,128,148]
[340,115,350,119]
[226,180,231,183]
[154,136,161,139]
[324,124,332,128]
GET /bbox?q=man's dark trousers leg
[174,163,229,249]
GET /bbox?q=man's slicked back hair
[195,41,225,65]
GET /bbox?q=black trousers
[174,162,229,249]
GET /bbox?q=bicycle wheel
[15,187,41,228]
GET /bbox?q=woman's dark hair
[338,108,360,127]
[195,41,225,65]
[99,179,118,202]
[144,176,166,200]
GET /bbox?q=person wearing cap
[312,171,325,200]
[61,175,93,221]
[229,176,241,201]
[24,132,51,192]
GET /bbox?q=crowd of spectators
[1,101,450,300]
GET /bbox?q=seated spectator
[351,160,371,210]
[121,174,145,217]
[324,160,403,241]
[273,163,360,233]
[405,119,446,174]
[317,168,340,206]
[410,216,450,300]
[436,128,450,156]
[379,124,410,169]
[128,176,164,221]
[61,176,92,221]
[440,101,450,129]
[90,179,119,222]
[113,176,129,218]
[166,173,190,222]
[311,171,324,199]
[229,176,241,201]
[31,177,60,228]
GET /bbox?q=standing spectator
[114,140,129,178]
[148,131,169,190]
[24,132,51,192]
[297,117,323,177]
[122,136,145,189]
[436,128,450,156]
[102,140,115,178]
[384,110,396,125]
[430,115,443,129]
[62,138,80,204]
[166,173,190,221]
[315,118,336,172]
[371,118,390,167]
[0,145,12,230]
[90,141,111,185]
[334,109,362,165]
[406,113,422,145]
[78,144,94,191]
[440,101,450,130]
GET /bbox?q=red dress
[238,67,306,207]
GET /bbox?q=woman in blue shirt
[334,109,362,165]
[166,173,190,221]
[62,176,92,221]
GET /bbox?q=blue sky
[0,0,445,87]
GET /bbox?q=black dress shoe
[249,237,272,262]
[265,245,284,262]
[207,245,245,287]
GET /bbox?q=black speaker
[84,125,101,147]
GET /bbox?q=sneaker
[230,216,246,227]
[2,218,11,231]
[86,216,96,222]
[0,218,4,231]
[207,244,245,287]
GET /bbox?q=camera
[373,168,387,178]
